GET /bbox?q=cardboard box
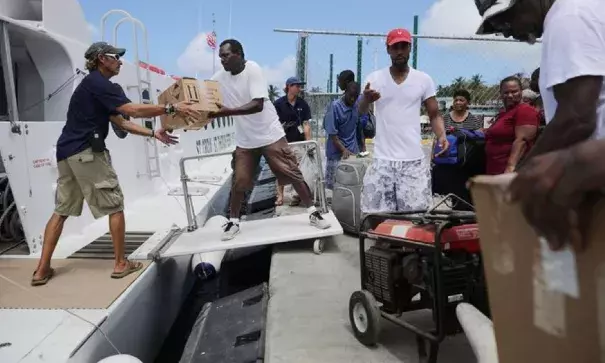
[157,78,222,130]
[470,173,605,363]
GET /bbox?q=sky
[82,0,542,92]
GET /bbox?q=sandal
[275,196,284,206]
[31,268,55,287]
[111,261,143,279]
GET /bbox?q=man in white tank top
[209,39,331,241]
[475,0,605,250]
[358,28,448,214]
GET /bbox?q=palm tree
[469,74,484,89]
[452,77,466,90]
[268,85,280,102]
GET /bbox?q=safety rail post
[179,150,236,231]
[0,21,21,134]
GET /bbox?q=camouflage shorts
[360,158,431,214]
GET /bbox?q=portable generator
[349,204,490,363]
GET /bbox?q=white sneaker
[221,221,240,241]
[309,210,331,229]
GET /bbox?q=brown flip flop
[111,261,143,279]
[31,268,55,287]
[275,197,284,206]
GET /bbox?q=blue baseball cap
[285,76,305,86]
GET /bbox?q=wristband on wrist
[164,104,176,115]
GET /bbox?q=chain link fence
[274,30,542,142]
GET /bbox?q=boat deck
[0,153,234,363]
[265,233,476,363]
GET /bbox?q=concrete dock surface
[265,233,476,363]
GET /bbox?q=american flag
[206,31,217,50]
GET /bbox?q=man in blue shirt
[337,70,368,153]
[324,81,361,190]
[273,77,312,205]
[32,42,199,286]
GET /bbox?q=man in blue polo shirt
[273,76,312,205]
[31,41,198,286]
[324,81,361,190]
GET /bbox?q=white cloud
[177,32,295,86]
[420,0,541,73]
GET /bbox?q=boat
[0,1,346,362]
[0,1,238,362]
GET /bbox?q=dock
[265,234,476,363]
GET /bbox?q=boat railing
[178,139,328,232]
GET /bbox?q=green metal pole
[329,53,333,93]
[357,37,363,86]
[296,34,308,97]
[412,15,419,69]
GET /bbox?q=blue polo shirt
[273,95,312,142]
[56,70,131,161]
[323,98,360,160]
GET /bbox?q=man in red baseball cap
[358,28,447,214]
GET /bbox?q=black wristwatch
[164,103,176,115]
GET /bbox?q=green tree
[268,85,280,102]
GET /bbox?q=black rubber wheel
[349,290,381,346]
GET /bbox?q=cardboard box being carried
[470,173,605,363]
[157,77,222,130]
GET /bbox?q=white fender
[97,354,143,363]
[190,215,228,279]
[455,303,499,363]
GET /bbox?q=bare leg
[108,211,128,273]
[276,183,284,205]
[291,181,314,208]
[229,190,245,219]
[33,213,67,279]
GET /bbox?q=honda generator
[349,206,490,363]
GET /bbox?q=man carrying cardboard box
[475,0,605,250]
[31,42,200,286]
[209,39,331,241]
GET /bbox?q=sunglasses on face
[104,53,121,61]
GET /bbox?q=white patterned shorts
[360,158,432,214]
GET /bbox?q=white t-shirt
[211,60,285,148]
[539,0,605,139]
[363,67,436,161]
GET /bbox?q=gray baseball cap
[84,41,126,60]
[475,0,518,35]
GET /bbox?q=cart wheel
[349,290,381,346]
[313,239,325,255]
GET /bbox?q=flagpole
[212,13,216,74]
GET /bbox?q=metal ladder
[100,10,160,179]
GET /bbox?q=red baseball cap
[386,28,412,46]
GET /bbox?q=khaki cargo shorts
[54,148,125,219]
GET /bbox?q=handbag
[362,110,376,139]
